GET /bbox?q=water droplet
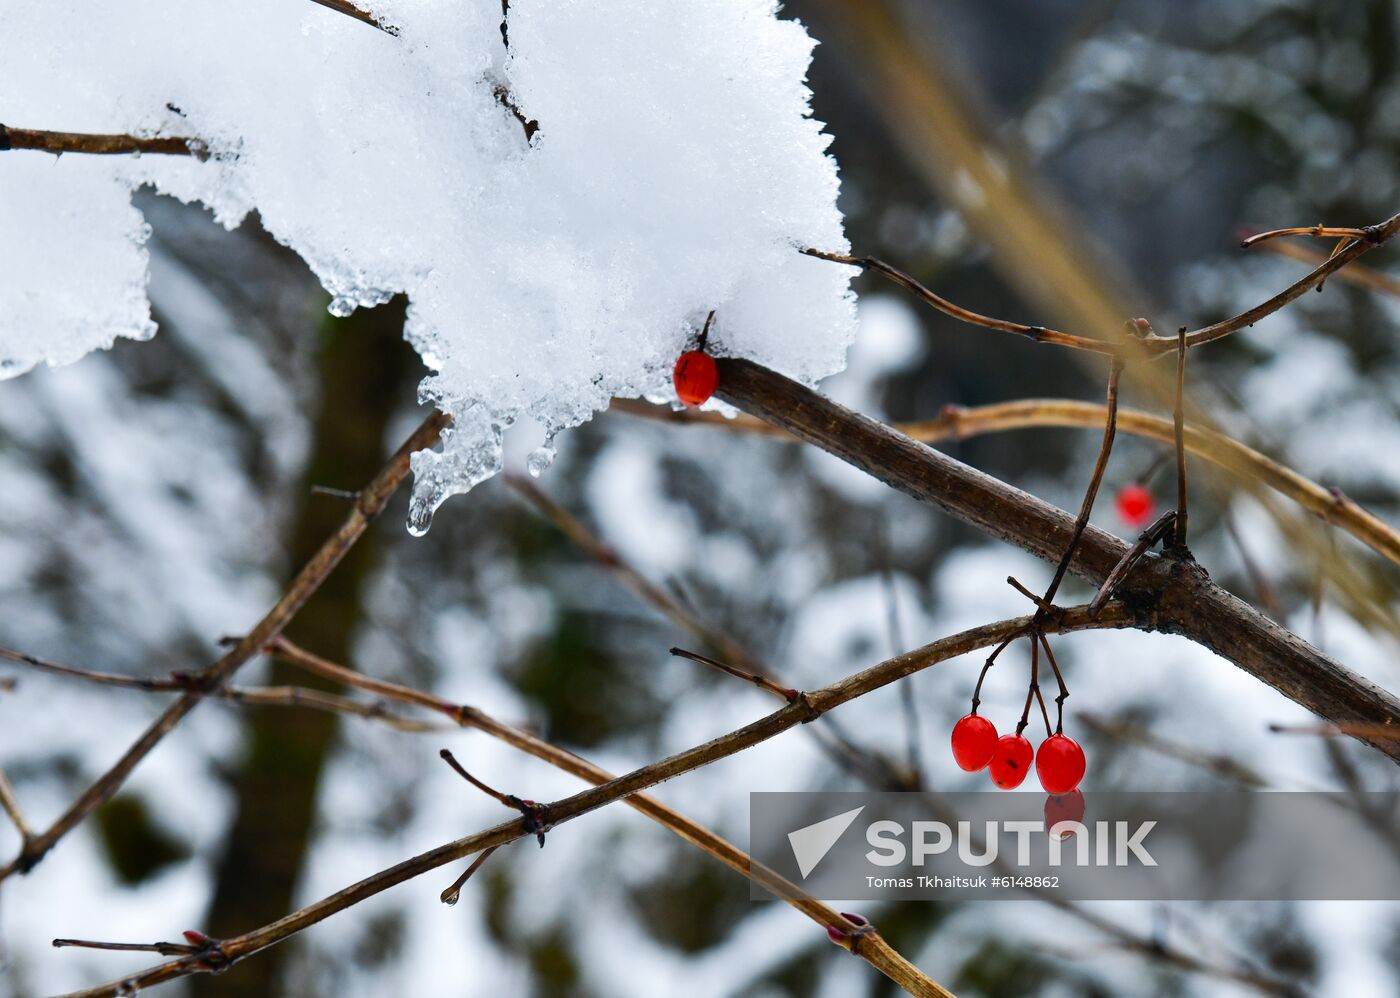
[526,442,555,478]
[406,498,434,537]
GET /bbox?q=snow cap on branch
[0,0,854,531]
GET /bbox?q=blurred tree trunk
[201,297,416,997]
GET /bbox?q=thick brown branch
[713,358,1400,761]
[0,411,449,881]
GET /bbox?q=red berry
[1044,789,1085,838]
[988,733,1034,789]
[673,351,719,407]
[1036,733,1086,794]
[1115,484,1155,529]
[950,714,998,771]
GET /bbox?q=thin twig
[1006,576,1057,615]
[879,544,923,787]
[52,940,198,957]
[1041,359,1124,609]
[1172,327,1189,549]
[1037,633,1069,735]
[1267,722,1400,740]
[1239,225,1374,249]
[0,648,182,691]
[0,126,204,157]
[669,647,798,702]
[0,646,440,732]
[0,412,449,882]
[802,248,1117,355]
[0,767,33,843]
[805,210,1400,358]
[439,846,500,906]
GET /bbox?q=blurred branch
[0,645,442,732]
[614,397,1400,570]
[714,358,1400,761]
[0,411,449,882]
[1081,713,1271,788]
[504,471,918,789]
[0,766,33,846]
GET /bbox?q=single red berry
[950,713,998,771]
[1036,733,1087,794]
[673,351,719,407]
[1044,789,1085,838]
[988,733,1034,789]
[1115,483,1155,529]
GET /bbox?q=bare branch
[0,411,449,882]
[806,209,1400,357]
[713,358,1400,761]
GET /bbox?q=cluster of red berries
[949,714,1086,794]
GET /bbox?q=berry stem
[1017,637,1041,736]
[1037,632,1069,735]
[970,628,1024,713]
[697,309,715,351]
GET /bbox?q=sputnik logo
[787,806,864,879]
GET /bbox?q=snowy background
[3,0,1400,996]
